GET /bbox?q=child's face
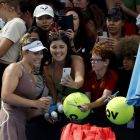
[123,57,135,71]
[91,54,106,71]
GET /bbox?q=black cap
[106,8,125,20]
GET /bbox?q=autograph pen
[68,103,81,107]
[104,91,120,103]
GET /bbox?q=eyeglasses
[90,58,105,64]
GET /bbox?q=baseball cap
[22,41,47,52]
[33,4,54,18]
[105,8,125,20]
[136,14,140,25]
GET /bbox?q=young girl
[32,4,54,40]
[0,33,50,140]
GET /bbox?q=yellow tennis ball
[63,92,90,120]
[106,97,134,125]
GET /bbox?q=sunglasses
[90,58,105,64]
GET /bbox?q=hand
[34,97,50,110]
[45,116,58,124]
[60,75,75,88]
[31,66,40,75]
[114,0,126,11]
[78,104,89,112]
[65,29,74,43]
[104,38,117,48]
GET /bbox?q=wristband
[71,46,75,48]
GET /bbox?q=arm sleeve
[3,21,25,43]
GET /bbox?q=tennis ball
[63,92,90,120]
[106,97,134,125]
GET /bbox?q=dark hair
[82,5,105,31]
[26,26,47,46]
[47,34,74,93]
[47,34,72,67]
[63,8,90,50]
[19,1,37,17]
[31,17,37,27]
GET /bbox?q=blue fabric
[126,44,140,106]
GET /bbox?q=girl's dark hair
[47,34,72,68]
[82,5,105,30]
[31,17,37,27]
[26,26,47,46]
[19,1,37,18]
[47,34,78,93]
[63,8,90,50]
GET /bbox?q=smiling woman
[0,33,50,140]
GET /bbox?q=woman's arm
[0,38,13,57]
[1,63,49,109]
[66,0,73,7]
[43,64,57,103]
[105,0,114,11]
[70,56,85,88]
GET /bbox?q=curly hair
[113,35,140,60]
[90,44,114,61]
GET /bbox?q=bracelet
[71,46,75,48]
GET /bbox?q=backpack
[60,123,116,140]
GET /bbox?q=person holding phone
[43,33,85,123]
[63,8,92,59]
[32,4,54,39]
[0,33,50,140]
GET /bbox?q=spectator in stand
[19,0,38,29]
[37,0,64,22]
[83,5,105,45]
[43,34,85,123]
[0,0,26,108]
[63,8,92,59]
[69,0,90,11]
[104,7,125,47]
[79,44,118,119]
[83,4,106,72]
[32,4,54,40]
[114,35,140,97]
[0,33,50,140]
[136,14,140,34]
[106,0,140,36]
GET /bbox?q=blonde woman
[0,33,50,140]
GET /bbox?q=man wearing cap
[136,14,140,35]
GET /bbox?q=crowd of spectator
[0,0,140,139]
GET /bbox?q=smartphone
[51,22,58,32]
[58,15,74,31]
[61,68,71,84]
[98,31,108,42]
